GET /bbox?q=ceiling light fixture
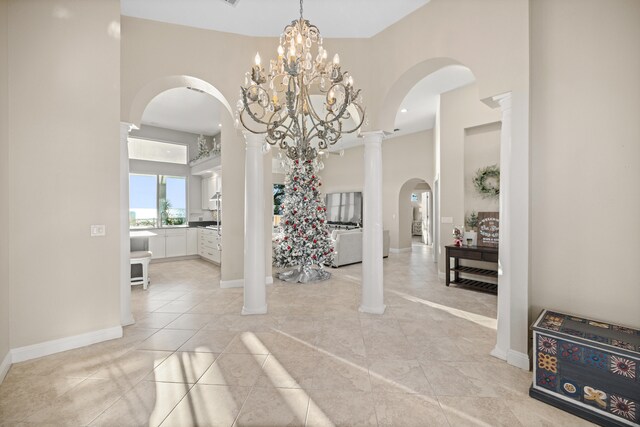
[218,123,222,127]
[236,0,365,160]
[400,108,408,113]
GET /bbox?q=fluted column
[492,93,512,360]
[360,131,386,314]
[120,122,134,326]
[242,132,267,315]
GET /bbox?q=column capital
[359,130,387,143]
[120,122,136,142]
[243,131,265,147]
[492,92,512,111]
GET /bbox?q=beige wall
[438,84,501,269]
[0,0,10,366]
[7,0,121,347]
[464,122,501,219]
[530,0,640,328]
[322,130,435,250]
[370,0,529,131]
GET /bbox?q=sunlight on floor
[389,289,497,330]
[240,332,334,426]
[272,329,499,427]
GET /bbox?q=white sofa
[330,229,390,267]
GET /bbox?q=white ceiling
[121,0,430,38]
[393,65,475,136]
[141,87,223,135]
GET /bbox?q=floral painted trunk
[531,310,639,426]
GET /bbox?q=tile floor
[0,244,595,426]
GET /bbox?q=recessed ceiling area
[394,65,476,136]
[142,87,223,136]
[121,0,430,38]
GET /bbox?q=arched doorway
[120,75,233,326]
[397,178,432,252]
[377,57,530,370]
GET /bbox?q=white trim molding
[220,276,273,289]
[507,349,531,371]
[11,326,123,364]
[0,351,11,384]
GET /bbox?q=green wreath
[473,165,500,198]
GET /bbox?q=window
[129,174,187,228]
[128,138,188,164]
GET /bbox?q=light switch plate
[91,225,106,237]
[441,217,453,224]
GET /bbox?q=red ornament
[330,248,334,252]
[293,176,298,181]
[312,255,317,259]
[312,175,316,179]
[312,187,316,191]
[313,239,317,243]
[303,197,307,201]
[285,220,290,225]
[284,236,288,240]
[287,246,292,250]
[293,187,297,191]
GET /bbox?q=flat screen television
[325,192,363,225]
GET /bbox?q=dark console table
[445,245,499,293]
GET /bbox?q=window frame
[129,173,189,229]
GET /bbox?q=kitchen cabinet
[198,228,221,264]
[187,228,198,255]
[148,229,166,259]
[165,229,187,258]
[200,172,222,210]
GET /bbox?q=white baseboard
[389,247,412,254]
[0,351,11,384]
[507,349,531,370]
[490,346,507,361]
[241,305,268,315]
[11,326,123,364]
[220,276,273,289]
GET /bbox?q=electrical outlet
[91,225,106,237]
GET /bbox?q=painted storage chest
[531,310,639,426]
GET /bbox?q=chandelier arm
[239,113,268,135]
[240,87,272,127]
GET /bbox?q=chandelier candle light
[237,0,365,160]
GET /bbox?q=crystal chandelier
[237,0,365,161]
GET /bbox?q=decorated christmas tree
[273,158,333,283]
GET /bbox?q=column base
[359,304,386,315]
[490,346,507,361]
[241,305,268,315]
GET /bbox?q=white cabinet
[165,229,187,258]
[198,228,221,264]
[187,228,198,255]
[200,171,222,210]
[148,230,166,259]
[145,228,200,259]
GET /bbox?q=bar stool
[130,250,152,290]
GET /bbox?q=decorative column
[120,122,135,326]
[242,131,267,315]
[360,131,386,314]
[491,93,512,361]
